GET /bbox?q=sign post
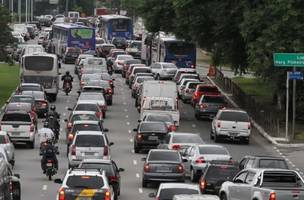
[273,53,304,140]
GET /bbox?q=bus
[143,32,196,68]
[98,15,133,42]
[51,23,96,58]
[20,52,59,101]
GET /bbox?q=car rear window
[73,124,101,132]
[172,134,203,143]
[188,82,201,89]
[218,111,249,122]
[199,146,228,155]
[10,96,33,103]
[2,113,31,122]
[134,68,151,74]
[159,188,199,200]
[262,172,303,187]
[82,88,105,93]
[71,114,98,122]
[205,166,239,180]
[163,63,176,69]
[198,86,219,93]
[126,59,141,65]
[80,163,114,176]
[75,104,99,112]
[139,123,168,133]
[146,115,173,123]
[259,159,288,169]
[148,151,180,162]
[66,175,104,189]
[137,77,154,83]
[21,86,41,91]
[75,135,105,147]
[201,96,225,104]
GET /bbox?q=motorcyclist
[47,105,60,121]
[38,121,55,154]
[46,115,59,141]
[41,138,58,174]
[106,58,113,74]
[61,71,73,89]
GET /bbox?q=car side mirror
[133,128,138,132]
[109,142,114,146]
[233,178,243,183]
[138,119,142,123]
[141,157,146,161]
[14,174,20,178]
[54,178,63,184]
[118,168,125,172]
[103,128,109,132]
[67,108,73,111]
[112,78,115,81]
[182,158,188,162]
[149,193,156,198]
[64,119,68,122]
[77,91,81,94]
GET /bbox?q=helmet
[46,138,52,144]
[50,105,56,111]
[66,71,70,75]
[43,121,49,128]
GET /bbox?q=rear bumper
[195,110,217,118]
[135,141,160,149]
[216,129,250,140]
[143,172,185,182]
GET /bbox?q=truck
[219,168,304,200]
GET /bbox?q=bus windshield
[112,19,129,32]
[165,41,195,55]
[24,56,54,71]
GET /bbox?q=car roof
[219,108,247,113]
[159,183,199,190]
[72,111,96,115]
[81,159,112,164]
[169,132,200,136]
[21,83,41,87]
[173,194,219,200]
[75,131,104,136]
[73,120,99,125]
[244,155,285,159]
[76,101,98,105]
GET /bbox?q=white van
[20,52,59,101]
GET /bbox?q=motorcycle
[45,116,60,142]
[45,159,57,181]
[63,82,72,95]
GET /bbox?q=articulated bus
[98,15,133,42]
[142,32,196,68]
[51,23,96,58]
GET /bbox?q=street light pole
[18,0,21,23]
[31,0,33,21]
[65,0,69,16]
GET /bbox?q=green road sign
[273,53,304,67]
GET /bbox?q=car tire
[190,168,198,182]
[103,111,106,119]
[114,191,118,200]
[210,129,214,140]
[142,179,148,188]
[220,193,227,200]
[242,137,250,145]
[156,74,160,80]
[195,113,200,120]
[134,144,140,153]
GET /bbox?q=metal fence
[214,68,285,137]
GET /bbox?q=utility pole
[18,0,21,23]
[291,66,296,139]
[65,0,68,16]
[31,0,33,21]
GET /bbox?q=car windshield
[66,175,104,189]
[137,77,154,83]
[87,58,104,65]
[82,74,101,81]
[199,146,228,155]
[6,103,31,112]
[159,188,199,200]
[79,94,104,101]
[118,55,133,60]
[201,96,225,104]
[140,123,167,132]
[10,96,33,103]
[148,151,180,162]
[259,159,288,169]
[71,114,98,122]
[21,86,41,91]
[218,111,249,122]
[163,63,176,69]
[262,172,303,187]
[172,134,203,143]
[75,135,105,147]
[87,81,110,88]
[134,68,150,74]
[100,73,111,80]
[205,166,239,180]
[198,86,218,93]
[126,59,141,65]
[73,124,101,132]
[2,113,31,122]
[75,104,99,112]
[80,163,114,176]
[149,99,174,111]
[146,115,173,123]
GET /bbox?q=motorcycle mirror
[67,108,73,111]
[64,119,68,122]
[54,178,63,184]
[14,174,20,178]
[103,128,109,132]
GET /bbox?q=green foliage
[0,63,19,107]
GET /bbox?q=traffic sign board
[273,53,304,67]
[289,71,303,80]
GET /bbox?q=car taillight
[168,125,177,132]
[103,145,109,156]
[217,121,221,128]
[58,187,65,200]
[9,179,13,193]
[4,137,9,144]
[105,190,111,200]
[41,101,48,108]
[195,157,205,164]
[109,175,118,182]
[136,133,143,141]
[47,159,53,163]
[99,105,107,111]
[30,124,35,132]
[71,145,76,156]
[200,179,207,190]
[109,80,113,85]
[172,144,181,150]
[200,104,208,109]
[68,133,74,142]
[193,92,198,98]
[67,122,72,129]
[118,61,123,65]
[96,112,103,119]
[185,89,190,93]
[191,64,196,69]
[106,88,112,94]
[143,163,150,172]
[269,192,276,200]
[80,81,85,86]
[248,122,251,129]
[177,164,184,173]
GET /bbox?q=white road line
[125,115,129,118]
[192,124,196,128]
[60,128,63,131]
[133,160,137,165]
[63,113,66,116]
[65,106,69,109]
[136,173,140,178]
[131,149,135,153]
[126,122,130,125]
[129,138,133,143]
[42,185,47,190]
[67,100,70,103]
[138,188,143,193]
[124,109,128,112]
[123,102,127,105]
[296,168,300,171]
[128,130,132,134]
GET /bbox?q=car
[239,155,289,170]
[173,68,197,82]
[62,47,82,64]
[8,94,35,106]
[79,159,124,200]
[128,66,151,88]
[65,111,101,133]
[16,83,44,94]
[161,132,204,151]
[176,73,200,86]
[131,76,154,98]
[111,37,128,49]
[86,80,113,105]
[0,111,36,148]
[180,81,204,103]
[96,37,105,44]
[194,95,227,120]
[54,168,114,200]
[78,93,107,118]
[69,101,103,119]
[21,90,49,117]
[98,43,115,58]
[149,183,201,200]
[126,40,142,59]
[150,62,178,80]
[74,54,94,74]
[191,85,220,106]
[66,120,106,154]
[4,102,37,126]
[177,78,200,97]
[101,72,115,90]
[80,73,102,89]
[142,149,186,187]
[81,67,105,77]
[0,131,15,166]
[68,131,113,168]
[121,59,141,77]
[125,64,146,84]
[141,113,177,132]
[173,194,219,200]
[182,144,231,182]
[83,57,107,72]
[133,121,169,153]
[112,54,134,73]
[211,108,251,143]
[199,160,239,194]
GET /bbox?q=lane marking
[131,149,135,153]
[42,185,47,191]
[128,130,132,134]
[65,106,69,110]
[136,173,140,178]
[60,128,63,132]
[125,115,129,118]
[126,122,130,126]
[63,113,66,116]
[67,100,70,103]
[133,160,137,165]
[124,109,128,112]
[138,188,143,193]
[129,138,133,143]
[123,102,127,105]
[192,124,196,128]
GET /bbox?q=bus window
[165,42,195,55]
[24,56,54,71]
[112,19,128,32]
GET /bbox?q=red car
[191,84,220,106]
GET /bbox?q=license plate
[148,136,158,141]
[157,167,171,172]
[85,152,95,156]
[11,132,20,135]
[78,197,92,200]
[229,132,238,136]
[46,163,53,167]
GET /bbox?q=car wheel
[103,111,106,119]
[142,179,148,188]
[134,144,140,153]
[156,74,160,80]
[220,193,227,200]
[242,137,250,145]
[195,113,200,120]
[114,190,118,200]
[210,129,214,140]
[190,168,198,182]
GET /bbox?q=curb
[207,76,304,148]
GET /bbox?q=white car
[211,109,251,144]
[177,78,200,97]
[55,168,114,200]
[180,81,204,103]
[162,132,204,151]
[113,54,133,72]
[182,144,231,182]
[78,92,107,118]
[68,131,114,168]
[150,62,178,80]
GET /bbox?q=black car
[133,122,168,153]
[79,159,124,200]
[62,47,82,64]
[239,155,289,170]
[199,160,239,194]
[111,37,128,49]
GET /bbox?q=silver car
[150,62,178,80]
[182,144,231,182]
[78,93,107,118]
[0,131,15,166]
[180,81,204,103]
[68,131,114,168]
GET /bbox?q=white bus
[20,52,60,101]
